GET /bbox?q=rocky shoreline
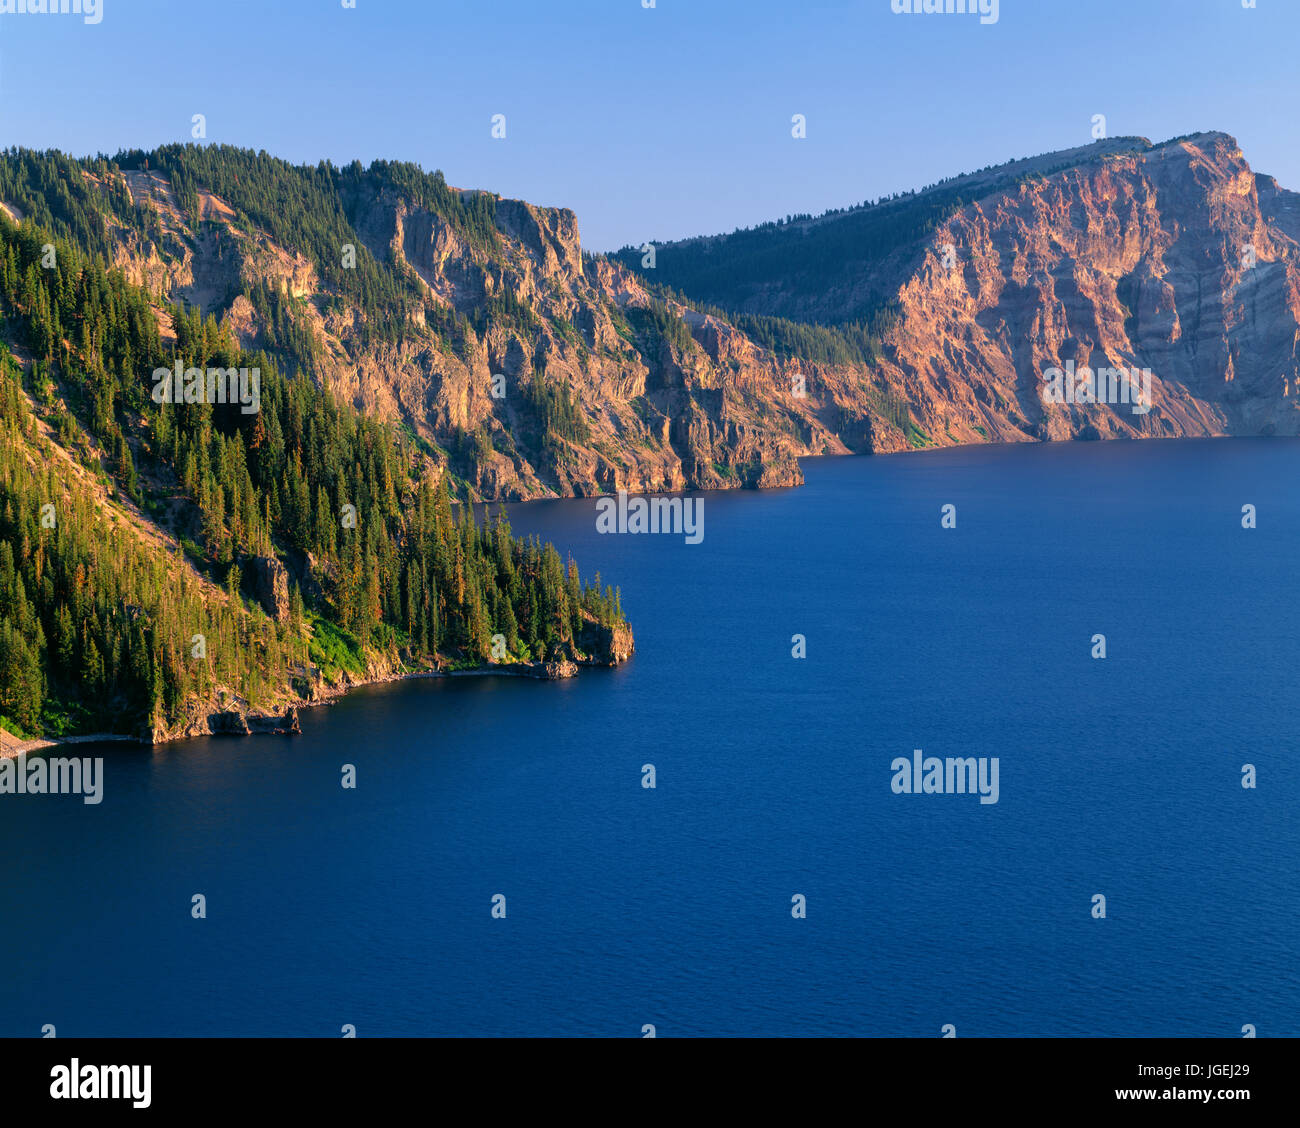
[0,621,634,755]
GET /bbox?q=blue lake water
[2,438,1298,1036]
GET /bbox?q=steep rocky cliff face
[628,131,1300,451]
[9,132,1298,505]
[67,160,831,499]
[863,132,1300,444]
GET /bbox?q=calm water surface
[2,438,1297,1036]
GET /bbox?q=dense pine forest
[0,194,627,742]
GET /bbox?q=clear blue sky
[0,0,1295,251]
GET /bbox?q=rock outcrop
[575,617,635,666]
[251,555,291,622]
[147,702,303,743]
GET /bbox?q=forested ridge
[0,192,628,743]
[0,143,937,512]
[0,143,910,385]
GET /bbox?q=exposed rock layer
[16,132,1300,504]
